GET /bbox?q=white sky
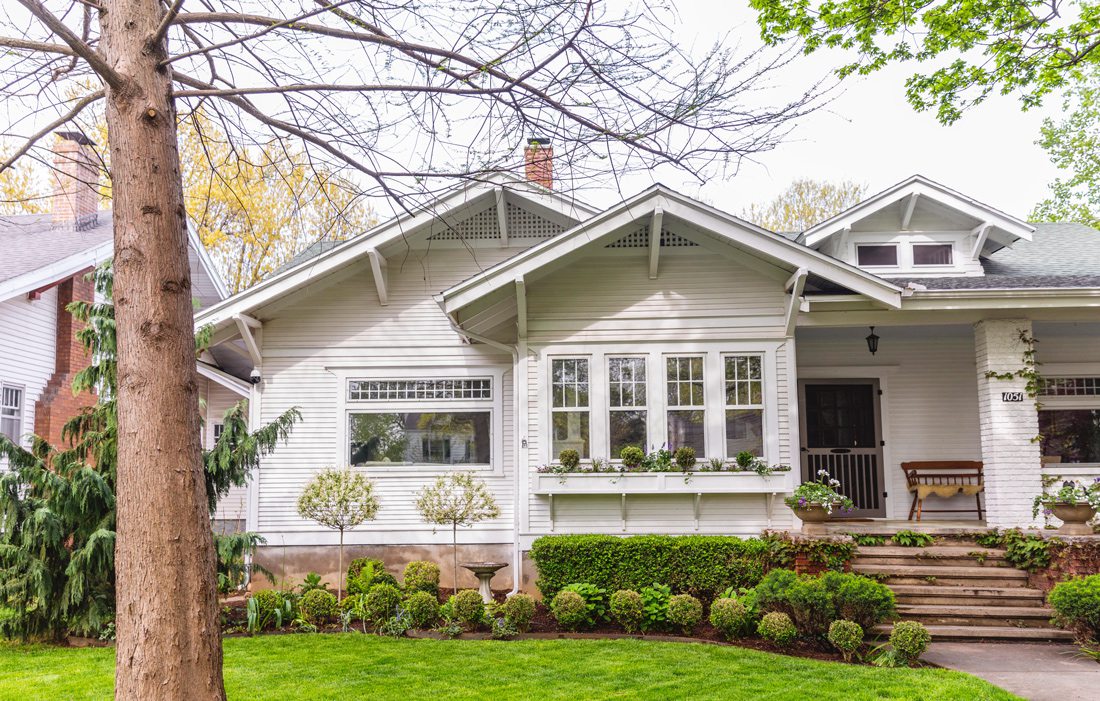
[598,1,1063,221]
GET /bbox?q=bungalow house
[193,145,1100,590]
[0,132,249,532]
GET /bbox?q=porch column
[973,319,1042,528]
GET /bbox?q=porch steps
[852,544,1072,642]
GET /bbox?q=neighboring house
[0,132,249,532]
[195,144,1099,591]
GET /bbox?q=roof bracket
[496,187,509,247]
[970,222,992,260]
[648,207,664,279]
[515,277,527,339]
[366,247,388,306]
[784,268,808,337]
[233,313,263,372]
[901,193,919,230]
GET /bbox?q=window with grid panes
[609,357,647,457]
[724,355,764,457]
[551,358,590,458]
[666,356,705,456]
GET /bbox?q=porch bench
[901,461,984,521]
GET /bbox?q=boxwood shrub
[754,569,895,637]
[1048,573,1100,641]
[530,535,779,600]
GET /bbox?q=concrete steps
[852,542,1071,643]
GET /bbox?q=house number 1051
[1001,392,1025,402]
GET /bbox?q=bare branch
[0,90,104,174]
[0,36,76,57]
[152,0,186,47]
[171,83,509,98]
[16,0,122,88]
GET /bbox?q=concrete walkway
[923,642,1100,701]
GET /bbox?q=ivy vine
[983,329,1045,442]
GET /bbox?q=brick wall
[973,319,1043,527]
[33,271,96,449]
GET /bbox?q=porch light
[865,326,880,355]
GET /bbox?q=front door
[799,380,886,518]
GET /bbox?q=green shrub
[500,593,536,633]
[830,572,896,631]
[451,589,485,629]
[362,583,402,626]
[890,621,931,664]
[299,589,338,624]
[559,449,581,470]
[529,535,777,601]
[490,616,519,640]
[758,612,797,647]
[403,561,441,595]
[551,590,589,631]
[560,583,608,625]
[828,620,864,663]
[337,595,359,616]
[620,446,645,468]
[640,584,671,632]
[347,558,398,595]
[673,446,696,471]
[247,589,295,631]
[667,594,703,634]
[709,598,753,640]
[753,569,895,637]
[1049,574,1100,641]
[609,590,644,633]
[403,591,440,629]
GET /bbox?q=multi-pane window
[350,378,490,401]
[609,357,647,457]
[551,359,590,458]
[666,356,705,456]
[1039,410,1100,464]
[724,355,764,457]
[0,384,23,443]
[1042,377,1100,397]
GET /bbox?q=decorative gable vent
[428,202,565,241]
[605,223,697,248]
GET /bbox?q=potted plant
[1033,480,1100,535]
[620,446,644,471]
[784,470,855,534]
[674,446,697,472]
[559,449,581,472]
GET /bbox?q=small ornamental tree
[297,467,380,598]
[415,472,500,593]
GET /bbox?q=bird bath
[460,562,508,603]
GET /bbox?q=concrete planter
[791,504,831,535]
[1052,503,1097,536]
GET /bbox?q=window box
[531,470,788,495]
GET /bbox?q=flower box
[531,471,790,495]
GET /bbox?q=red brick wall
[1028,540,1100,591]
[524,141,553,190]
[33,271,96,449]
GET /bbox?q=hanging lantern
[866,326,880,355]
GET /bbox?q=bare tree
[0,1,821,696]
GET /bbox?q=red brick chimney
[51,131,99,231]
[524,138,553,190]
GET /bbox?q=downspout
[442,313,524,594]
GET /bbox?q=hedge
[530,535,780,600]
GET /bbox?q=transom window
[856,244,898,267]
[1042,377,1100,397]
[0,384,23,443]
[551,358,590,458]
[666,356,705,456]
[350,378,491,401]
[724,355,764,457]
[609,357,647,457]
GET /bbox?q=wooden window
[0,384,23,443]
[608,356,647,458]
[912,243,953,266]
[723,355,764,457]
[666,356,705,457]
[349,378,491,401]
[551,358,590,459]
[856,244,898,267]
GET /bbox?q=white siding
[796,324,983,520]
[0,290,58,453]
[203,379,249,524]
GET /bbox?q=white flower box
[531,471,790,495]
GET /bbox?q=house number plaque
[1001,392,1025,402]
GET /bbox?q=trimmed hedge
[530,535,779,600]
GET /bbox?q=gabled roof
[800,175,1035,252]
[438,184,903,315]
[194,173,600,332]
[0,210,229,305]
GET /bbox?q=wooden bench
[901,461,984,521]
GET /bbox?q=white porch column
[973,319,1042,528]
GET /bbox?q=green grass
[0,634,1018,700]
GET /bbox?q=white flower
[817,469,828,477]
[829,479,840,487]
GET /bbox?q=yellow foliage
[741,179,866,234]
[0,151,49,215]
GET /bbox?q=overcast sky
[598,1,1063,221]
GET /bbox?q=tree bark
[102,2,225,698]
[338,528,344,600]
[453,522,458,594]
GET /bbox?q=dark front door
[800,381,886,518]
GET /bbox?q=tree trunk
[453,522,459,594]
[338,528,344,600]
[102,2,225,698]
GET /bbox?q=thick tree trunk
[102,2,225,699]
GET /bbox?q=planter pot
[792,504,831,535]
[1052,503,1097,536]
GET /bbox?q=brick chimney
[51,131,99,231]
[524,137,553,190]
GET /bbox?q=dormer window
[912,243,953,266]
[856,244,898,267]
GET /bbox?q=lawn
[0,635,1018,701]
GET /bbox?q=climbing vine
[984,329,1045,442]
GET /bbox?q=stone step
[853,546,1008,567]
[856,545,1008,558]
[893,587,1047,608]
[896,605,1055,628]
[872,623,1075,642]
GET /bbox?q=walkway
[923,642,1099,701]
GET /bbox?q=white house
[193,148,1100,590]
[0,132,251,532]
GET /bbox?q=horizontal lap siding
[256,247,519,541]
[523,248,795,535]
[0,290,58,454]
[796,325,981,519]
[204,381,249,523]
